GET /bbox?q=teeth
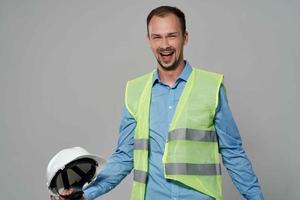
[160,52,173,56]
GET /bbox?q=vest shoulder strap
[169,68,224,131]
[125,71,153,119]
[194,68,224,114]
[194,68,224,84]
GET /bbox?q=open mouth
[159,51,174,57]
[159,51,175,64]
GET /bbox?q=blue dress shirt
[84,61,264,200]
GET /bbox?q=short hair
[147,6,186,35]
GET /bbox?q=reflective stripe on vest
[134,139,149,150]
[168,129,217,142]
[126,67,224,200]
[165,163,221,176]
[133,169,148,183]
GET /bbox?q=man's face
[148,14,188,71]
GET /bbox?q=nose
[161,37,170,49]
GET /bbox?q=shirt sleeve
[83,105,136,200]
[214,85,264,200]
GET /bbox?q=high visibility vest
[125,67,224,200]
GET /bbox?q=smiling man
[148,12,187,72]
[54,5,264,200]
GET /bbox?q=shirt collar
[152,60,192,86]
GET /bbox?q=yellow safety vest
[125,67,224,200]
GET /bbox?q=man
[56,5,264,200]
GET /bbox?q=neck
[158,59,185,87]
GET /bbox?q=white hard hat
[46,147,106,196]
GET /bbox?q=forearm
[83,150,133,200]
[218,131,264,200]
[215,85,264,200]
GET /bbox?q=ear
[184,31,189,45]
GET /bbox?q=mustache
[157,47,175,53]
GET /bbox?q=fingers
[60,188,75,196]
[50,195,57,200]
[50,188,86,200]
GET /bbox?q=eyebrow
[151,34,162,38]
[150,32,179,37]
[167,32,179,36]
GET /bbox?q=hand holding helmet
[50,188,86,200]
[47,147,106,200]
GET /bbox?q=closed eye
[168,33,178,38]
[151,35,162,40]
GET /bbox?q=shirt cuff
[83,187,102,200]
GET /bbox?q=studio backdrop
[0,1,299,199]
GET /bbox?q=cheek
[169,40,180,49]
[174,42,184,52]
[150,45,159,57]
[150,44,159,53]
[151,46,157,53]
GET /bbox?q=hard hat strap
[61,170,70,189]
[71,166,86,178]
[71,164,96,187]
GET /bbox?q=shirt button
[168,106,172,109]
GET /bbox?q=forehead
[148,14,182,35]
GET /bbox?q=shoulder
[192,67,224,85]
[193,67,224,78]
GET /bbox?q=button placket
[167,87,175,123]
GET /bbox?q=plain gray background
[0,0,299,199]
